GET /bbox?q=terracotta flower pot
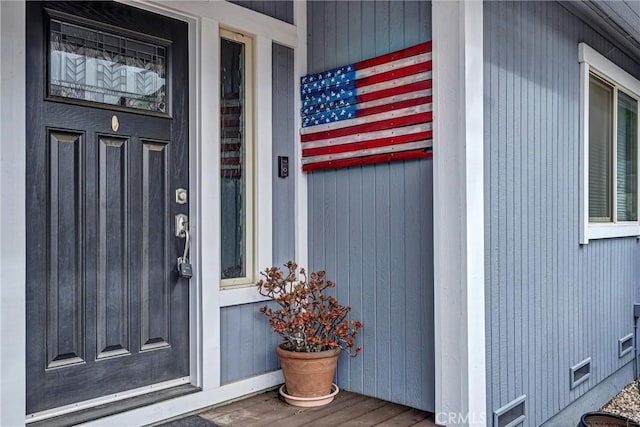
[276,344,340,398]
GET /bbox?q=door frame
[0,0,308,425]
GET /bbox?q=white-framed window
[220,28,255,287]
[579,43,640,244]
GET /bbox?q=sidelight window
[220,29,254,287]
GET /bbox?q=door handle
[175,214,192,279]
[175,213,188,238]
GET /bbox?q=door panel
[26,1,190,414]
[46,130,86,369]
[96,135,129,359]
[141,140,171,350]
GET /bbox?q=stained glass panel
[49,19,167,113]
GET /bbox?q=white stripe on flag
[356,71,432,95]
[301,140,433,164]
[357,89,432,110]
[302,123,432,149]
[300,103,432,135]
[355,52,432,79]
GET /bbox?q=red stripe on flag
[356,80,432,104]
[356,61,432,87]
[302,130,432,157]
[354,41,432,70]
[221,158,240,166]
[221,107,241,114]
[357,97,431,118]
[301,112,432,143]
[302,149,432,172]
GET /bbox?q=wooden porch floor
[193,389,439,427]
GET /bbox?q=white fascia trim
[0,1,27,426]
[433,1,486,426]
[293,0,308,269]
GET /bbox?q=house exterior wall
[220,303,281,383]
[220,42,295,382]
[272,43,296,267]
[484,2,640,425]
[228,1,293,25]
[306,0,434,411]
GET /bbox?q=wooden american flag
[221,93,242,178]
[300,41,433,172]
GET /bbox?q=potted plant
[257,261,363,407]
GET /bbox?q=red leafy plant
[257,261,363,356]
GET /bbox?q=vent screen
[619,333,633,358]
[570,357,591,389]
[493,395,526,427]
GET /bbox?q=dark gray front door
[26,1,190,414]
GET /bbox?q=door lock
[176,188,188,204]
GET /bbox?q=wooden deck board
[263,392,368,427]
[196,389,439,427]
[302,396,387,426]
[376,408,434,425]
[338,402,415,426]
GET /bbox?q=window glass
[49,19,167,113]
[617,91,638,222]
[588,75,613,222]
[220,36,249,281]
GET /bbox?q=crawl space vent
[493,395,526,427]
[570,357,591,389]
[619,334,633,358]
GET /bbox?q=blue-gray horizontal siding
[220,43,295,385]
[484,2,640,425]
[228,0,293,25]
[307,0,434,412]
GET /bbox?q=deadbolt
[176,188,188,204]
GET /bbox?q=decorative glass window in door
[49,18,167,114]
